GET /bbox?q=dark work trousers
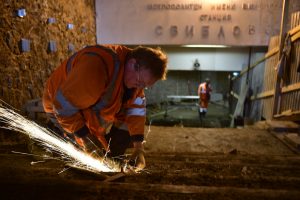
[105,126,132,158]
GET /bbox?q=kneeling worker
[42,45,168,172]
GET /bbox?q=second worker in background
[198,78,212,119]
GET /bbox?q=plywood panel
[262,36,279,119]
[279,12,300,116]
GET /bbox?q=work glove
[126,147,146,173]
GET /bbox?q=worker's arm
[120,89,146,172]
[124,89,146,141]
[198,84,202,96]
[198,84,202,104]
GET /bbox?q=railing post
[272,0,290,117]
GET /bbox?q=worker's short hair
[205,78,210,83]
[127,46,168,80]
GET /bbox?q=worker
[197,78,212,118]
[42,45,168,172]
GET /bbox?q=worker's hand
[127,147,146,173]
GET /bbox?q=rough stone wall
[0,0,96,109]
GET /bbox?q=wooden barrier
[230,11,300,122]
[278,12,300,119]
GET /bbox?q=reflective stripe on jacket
[42,45,146,139]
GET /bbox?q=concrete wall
[165,46,250,71]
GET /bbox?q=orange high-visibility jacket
[198,82,212,108]
[43,45,146,140]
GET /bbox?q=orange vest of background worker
[197,78,212,118]
[43,45,168,172]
